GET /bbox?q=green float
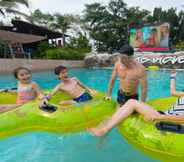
[0,91,116,139]
[1,92,183,162]
[118,97,184,162]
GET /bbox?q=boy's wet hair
[54,65,67,75]
[118,44,134,56]
[13,67,31,79]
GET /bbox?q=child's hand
[39,97,49,107]
[171,69,177,77]
[89,89,97,96]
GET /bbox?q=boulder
[84,52,119,67]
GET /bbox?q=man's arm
[139,70,147,102]
[107,64,117,98]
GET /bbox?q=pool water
[0,68,184,162]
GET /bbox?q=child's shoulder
[31,81,39,89]
[71,77,79,81]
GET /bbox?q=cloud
[28,0,183,14]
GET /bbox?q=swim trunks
[117,89,138,105]
[73,92,92,103]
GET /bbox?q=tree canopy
[82,0,184,52]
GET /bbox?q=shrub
[44,48,86,60]
[175,41,184,50]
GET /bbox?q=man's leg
[89,99,161,136]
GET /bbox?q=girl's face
[17,69,31,84]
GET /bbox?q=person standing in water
[105,44,147,105]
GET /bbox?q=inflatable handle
[156,122,184,134]
[39,104,57,113]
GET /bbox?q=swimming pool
[0,68,184,162]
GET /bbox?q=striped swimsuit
[164,97,184,115]
[16,82,37,105]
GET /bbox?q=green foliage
[35,33,91,60]
[175,41,184,50]
[34,41,54,58]
[83,0,184,52]
[67,33,92,53]
[0,0,29,16]
[0,41,10,58]
[83,0,150,52]
[43,48,86,60]
[28,9,54,27]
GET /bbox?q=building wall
[0,59,85,74]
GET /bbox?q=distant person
[89,70,184,136]
[45,66,96,106]
[0,67,47,113]
[134,29,145,47]
[146,28,158,47]
[105,44,147,106]
[159,23,170,47]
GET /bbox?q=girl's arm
[32,83,45,99]
[32,83,48,106]
[170,70,184,97]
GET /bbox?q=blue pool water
[0,68,184,162]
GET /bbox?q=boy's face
[120,55,131,67]
[17,69,31,84]
[59,69,69,81]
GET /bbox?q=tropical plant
[50,14,71,46]
[27,9,54,27]
[0,0,29,16]
[67,32,91,52]
[83,0,150,52]
[83,0,184,52]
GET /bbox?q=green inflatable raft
[0,91,116,139]
[1,91,183,162]
[118,97,184,162]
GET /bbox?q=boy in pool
[45,65,95,106]
[89,70,184,136]
[0,67,47,113]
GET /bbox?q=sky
[27,0,184,14]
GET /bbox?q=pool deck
[0,59,85,74]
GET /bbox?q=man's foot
[87,127,107,137]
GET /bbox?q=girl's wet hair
[13,67,31,79]
[54,65,67,75]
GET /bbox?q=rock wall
[84,51,184,68]
[0,59,85,74]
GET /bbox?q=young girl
[89,70,184,136]
[0,67,46,113]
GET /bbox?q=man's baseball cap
[118,45,134,56]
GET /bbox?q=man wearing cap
[106,44,147,105]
